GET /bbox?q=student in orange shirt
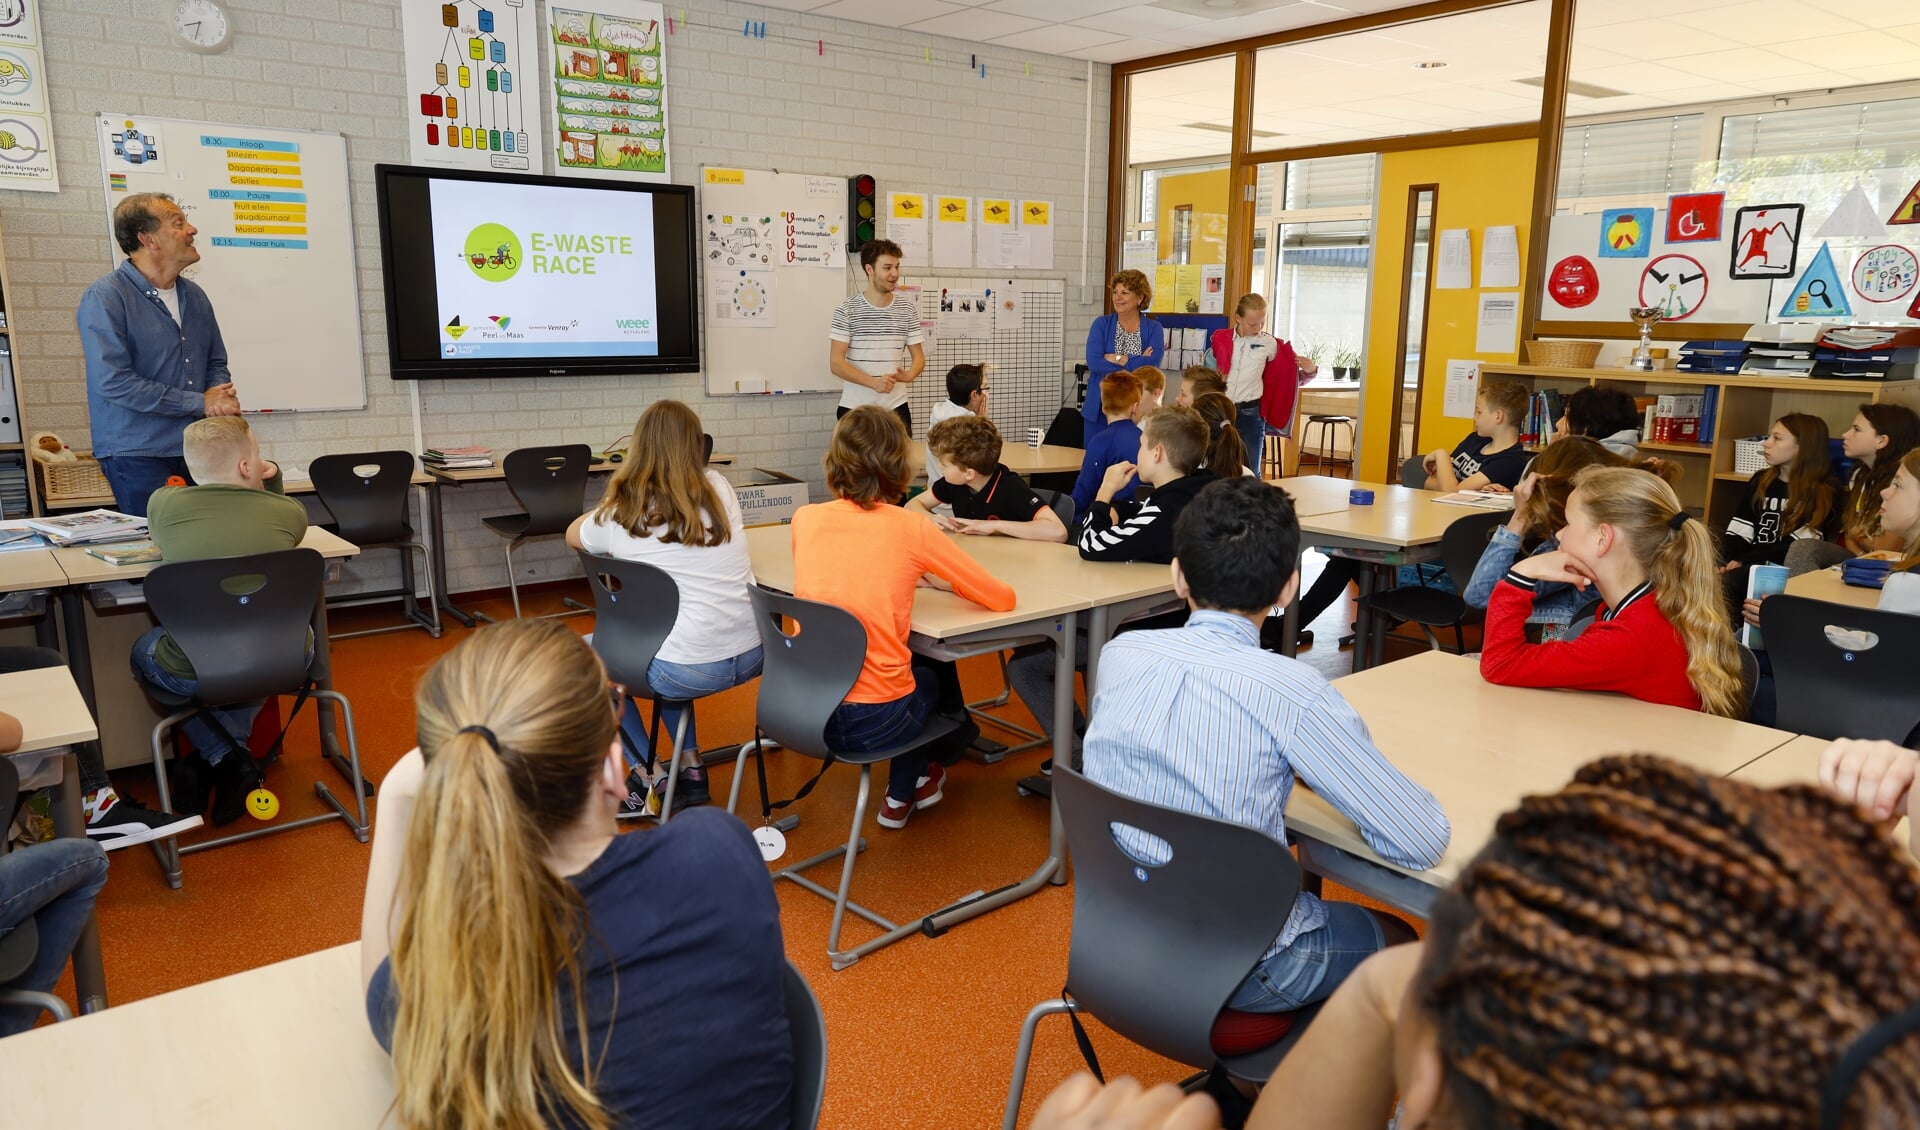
[792,407,1017,829]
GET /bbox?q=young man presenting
[829,239,926,429]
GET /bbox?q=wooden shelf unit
[1481,363,1920,529]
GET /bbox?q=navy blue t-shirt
[368,808,792,1129]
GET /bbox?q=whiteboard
[95,113,367,412]
[699,166,852,395]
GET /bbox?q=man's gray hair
[113,193,176,256]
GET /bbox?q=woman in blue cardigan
[1083,269,1165,443]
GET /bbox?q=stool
[1301,415,1355,479]
[1261,433,1287,479]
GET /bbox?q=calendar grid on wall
[904,278,1066,447]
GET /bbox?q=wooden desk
[1284,652,1799,915]
[0,665,108,1013]
[908,440,1086,479]
[3,943,395,1126]
[49,527,359,587]
[1785,566,1881,610]
[0,548,70,594]
[1730,733,1914,856]
[1268,475,1371,517]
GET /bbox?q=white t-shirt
[577,469,760,666]
[155,284,182,325]
[830,291,923,411]
[1222,331,1277,404]
[923,399,974,485]
[1881,570,1920,616]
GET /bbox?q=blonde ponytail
[390,620,620,1130]
[1572,467,1748,719]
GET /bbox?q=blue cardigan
[1083,313,1166,442]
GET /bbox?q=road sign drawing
[1639,253,1708,321]
[1730,204,1803,279]
[1599,207,1653,258]
[1665,193,1722,244]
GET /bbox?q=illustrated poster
[547,0,667,179]
[0,0,55,192]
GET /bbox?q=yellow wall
[1156,169,1230,268]
[1359,138,1536,482]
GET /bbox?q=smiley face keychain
[246,786,280,820]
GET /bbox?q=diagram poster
[0,0,56,192]
[548,0,666,180]
[404,0,543,171]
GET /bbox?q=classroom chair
[1002,767,1320,1130]
[143,548,370,889]
[0,758,73,1024]
[308,451,441,640]
[578,551,714,821]
[1759,596,1920,744]
[1355,509,1505,659]
[1400,455,1427,489]
[481,444,594,621]
[725,586,962,970]
[782,960,829,1130]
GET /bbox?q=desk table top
[0,665,98,752]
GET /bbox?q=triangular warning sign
[1779,243,1852,318]
[1889,179,1920,226]
[1817,184,1886,239]
[1910,286,1920,321]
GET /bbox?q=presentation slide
[427,178,660,358]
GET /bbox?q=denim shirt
[77,259,230,458]
[1463,526,1593,628]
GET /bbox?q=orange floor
[47,554,1425,1128]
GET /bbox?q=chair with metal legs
[481,444,595,620]
[0,758,75,1024]
[725,585,961,970]
[578,551,701,821]
[143,548,370,889]
[308,451,441,639]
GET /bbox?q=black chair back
[1439,510,1509,591]
[1042,406,1084,450]
[308,451,417,545]
[500,445,594,538]
[1737,643,1760,707]
[783,960,828,1130]
[1034,487,1074,530]
[703,433,715,465]
[747,586,867,761]
[144,548,324,706]
[0,754,15,854]
[1760,596,1920,742]
[578,552,679,703]
[1400,455,1426,489]
[1053,766,1301,1070]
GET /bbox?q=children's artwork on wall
[1889,179,1920,227]
[1639,253,1708,321]
[1816,184,1887,239]
[1850,244,1919,305]
[1730,204,1803,279]
[1777,243,1851,318]
[1548,254,1600,309]
[1598,207,1654,258]
[1664,193,1723,243]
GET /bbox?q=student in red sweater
[1480,466,1747,718]
[794,406,1017,829]
[1209,293,1315,474]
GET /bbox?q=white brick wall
[3,0,1109,597]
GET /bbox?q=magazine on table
[24,509,148,546]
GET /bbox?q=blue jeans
[1235,404,1267,476]
[130,625,268,766]
[824,662,938,803]
[1226,901,1385,1013]
[616,646,764,764]
[0,837,109,1036]
[98,455,190,518]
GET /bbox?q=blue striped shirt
[1082,610,1450,956]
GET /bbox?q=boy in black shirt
[907,415,1068,542]
[1425,379,1530,491]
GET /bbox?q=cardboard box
[731,468,809,527]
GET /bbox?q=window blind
[1558,115,1703,200]
[1719,97,1920,164]
[1284,153,1375,211]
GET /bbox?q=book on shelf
[24,508,148,546]
[85,540,163,566]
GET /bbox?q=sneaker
[1039,758,1053,777]
[209,752,266,827]
[674,767,711,808]
[876,795,914,829]
[616,768,656,821]
[1295,629,1315,650]
[913,764,946,811]
[86,797,204,851]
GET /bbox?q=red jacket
[1209,328,1311,430]
[1479,573,1702,712]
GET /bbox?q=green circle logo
[463,223,522,282]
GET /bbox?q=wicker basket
[1733,437,1768,475]
[34,455,114,507]
[1524,339,1605,368]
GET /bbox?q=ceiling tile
[981,0,1138,23]
[988,24,1127,53]
[746,0,838,10]
[1073,5,1199,36]
[904,9,1050,41]
[1071,37,1180,63]
[810,0,961,25]
[1662,0,1857,49]
[1785,29,1920,72]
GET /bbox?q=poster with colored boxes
[0,0,57,192]
[546,0,667,181]
[403,0,543,171]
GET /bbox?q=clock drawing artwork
[1639,253,1707,321]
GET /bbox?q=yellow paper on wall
[1153,265,1178,311]
[981,199,1013,225]
[891,193,926,220]
[1020,200,1050,227]
[1174,265,1203,314]
[936,196,969,222]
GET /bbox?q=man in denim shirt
[77,193,242,517]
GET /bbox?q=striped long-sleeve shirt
[1082,610,1450,956]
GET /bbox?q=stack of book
[1814,327,1920,381]
[1675,340,1748,374]
[1521,388,1564,445]
[26,508,147,547]
[1646,392,1715,445]
[423,446,494,470]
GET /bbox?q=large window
[1254,154,1376,363]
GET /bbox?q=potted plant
[1333,344,1360,380]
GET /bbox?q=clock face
[173,0,231,53]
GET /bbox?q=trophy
[1626,306,1664,371]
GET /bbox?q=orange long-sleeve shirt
[792,499,1018,704]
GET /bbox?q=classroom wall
[1155,168,1228,267]
[1359,138,1535,483]
[0,0,1110,597]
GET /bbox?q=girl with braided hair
[1250,753,1920,1129]
[1481,465,1747,718]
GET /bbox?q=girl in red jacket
[1480,466,1747,718]
[1208,294,1315,477]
